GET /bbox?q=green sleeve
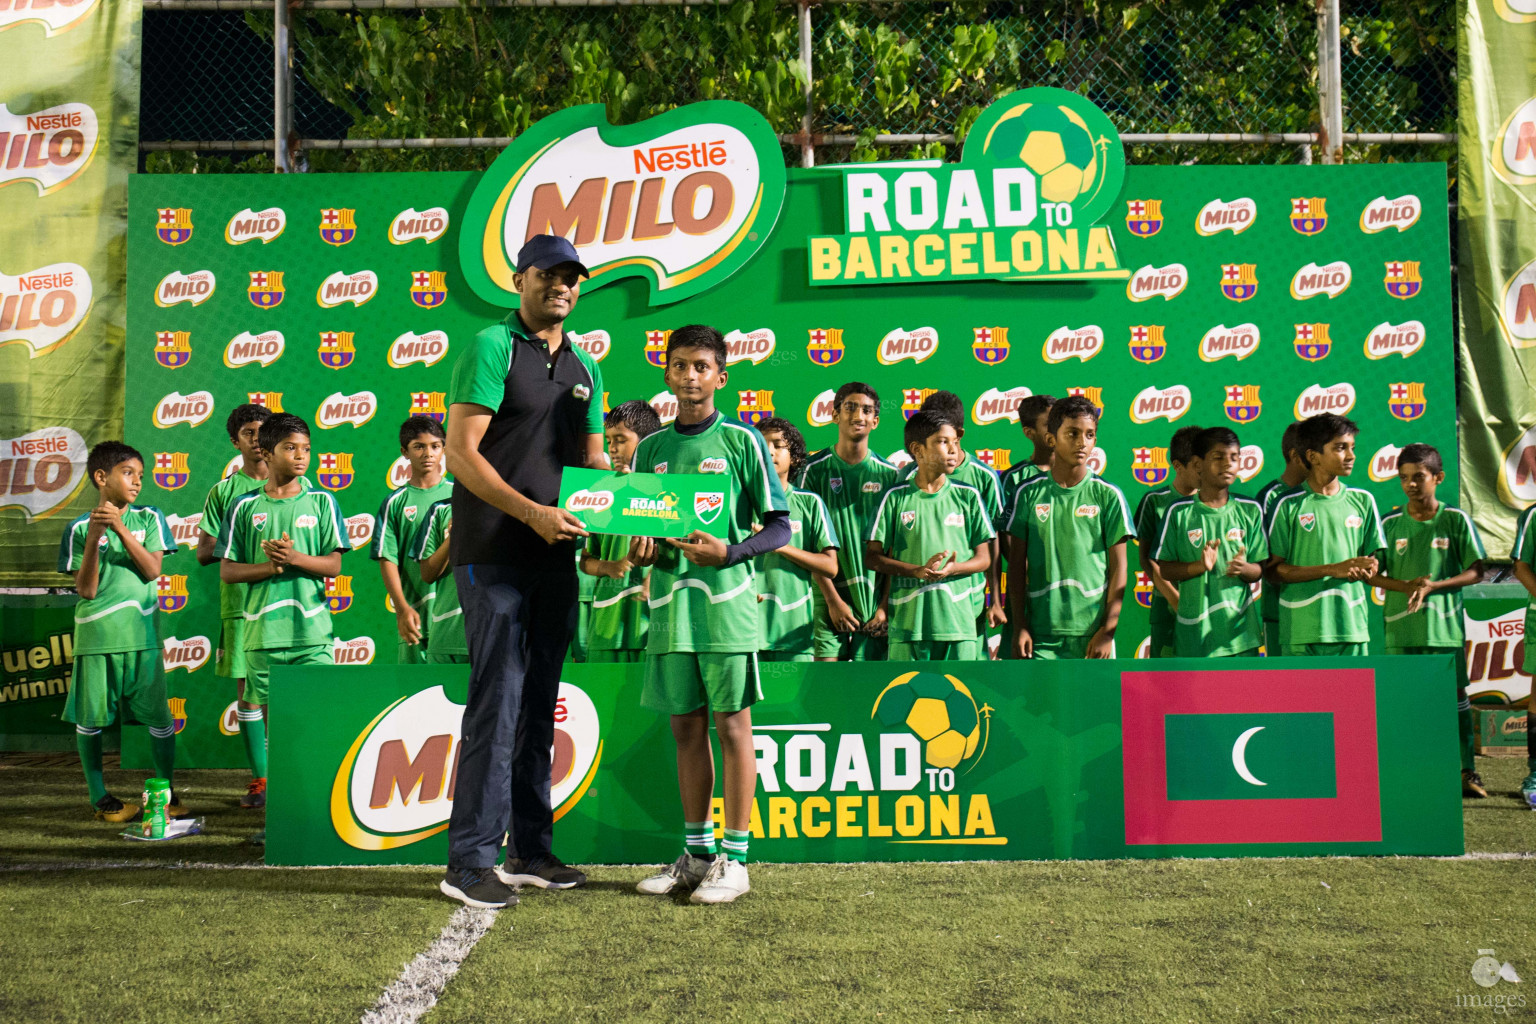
[968,490,996,547]
[59,518,84,573]
[322,492,351,553]
[215,496,250,562]
[569,343,605,435]
[1513,506,1536,564]
[868,489,894,548]
[804,494,838,551]
[412,503,448,560]
[1269,497,1295,561]
[1360,493,1386,556]
[740,426,788,518]
[371,490,400,562]
[200,480,226,539]
[1246,503,1270,562]
[1132,491,1157,547]
[449,323,513,410]
[1105,483,1135,544]
[1455,508,1486,564]
[1152,505,1181,562]
[980,466,1002,519]
[149,508,176,553]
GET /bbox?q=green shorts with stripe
[641,652,761,715]
[587,648,643,664]
[760,649,814,662]
[1281,642,1369,658]
[397,640,427,666]
[246,645,333,706]
[426,652,470,665]
[812,620,886,661]
[217,618,248,679]
[889,638,984,661]
[1031,635,1093,660]
[64,650,171,729]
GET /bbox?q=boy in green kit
[413,499,465,664]
[866,411,994,661]
[1004,395,1135,659]
[1257,421,1310,654]
[1511,503,1536,807]
[1370,443,1486,796]
[60,442,181,822]
[756,418,839,661]
[998,394,1056,510]
[1266,413,1385,656]
[1154,427,1268,658]
[195,403,280,808]
[628,325,788,904]
[372,416,452,665]
[1134,424,1204,658]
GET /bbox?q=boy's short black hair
[1397,442,1444,476]
[258,413,311,454]
[919,390,965,427]
[757,417,809,479]
[1170,425,1206,466]
[87,441,143,486]
[665,324,729,370]
[1017,394,1055,431]
[1280,421,1304,463]
[1194,426,1241,459]
[833,381,880,413]
[399,415,447,449]
[1047,395,1100,435]
[225,403,272,441]
[606,399,663,440]
[904,409,956,456]
[1297,412,1359,465]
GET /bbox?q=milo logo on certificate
[559,467,729,539]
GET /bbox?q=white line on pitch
[360,905,498,1024]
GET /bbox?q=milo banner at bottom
[267,658,1461,865]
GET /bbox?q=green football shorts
[1031,634,1093,660]
[641,652,761,715]
[1263,620,1280,656]
[217,617,247,679]
[888,638,984,661]
[64,649,171,729]
[397,640,427,666]
[587,648,643,664]
[245,645,334,705]
[1148,622,1176,659]
[759,649,814,662]
[1281,642,1369,657]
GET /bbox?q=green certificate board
[559,467,728,539]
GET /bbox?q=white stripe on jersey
[889,578,985,606]
[245,597,330,621]
[1279,586,1368,610]
[760,591,815,612]
[75,598,156,624]
[866,484,912,543]
[1028,577,1107,600]
[592,584,644,608]
[647,573,756,609]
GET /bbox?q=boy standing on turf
[372,416,452,665]
[1256,421,1310,654]
[866,411,995,661]
[60,442,182,822]
[796,382,900,661]
[628,325,789,905]
[1134,425,1204,658]
[1153,428,1268,658]
[1370,443,1486,796]
[756,417,839,662]
[1510,503,1536,807]
[414,500,465,664]
[1004,395,1135,659]
[1266,413,1384,656]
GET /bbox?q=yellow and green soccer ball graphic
[982,101,1102,204]
[872,671,981,770]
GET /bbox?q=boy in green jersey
[756,418,839,661]
[1510,502,1536,807]
[413,499,465,664]
[629,325,789,905]
[1369,443,1486,796]
[866,411,994,661]
[796,382,900,661]
[1266,413,1385,656]
[1154,427,1268,658]
[1134,425,1204,657]
[996,394,1055,659]
[59,442,181,822]
[372,416,452,666]
[1004,395,1135,660]
[579,401,661,664]
[1256,421,1310,654]
[195,403,277,807]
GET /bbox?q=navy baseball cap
[516,234,590,278]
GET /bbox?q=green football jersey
[200,469,303,621]
[58,506,176,655]
[584,530,649,653]
[869,480,995,642]
[796,447,901,622]
[1003,473,1136,638]
[371,480,452,639]
[998,461,1048,524]
[410,500,466,657]
[633,413,788,654]
[1134,484,1196,632]
[1510,504,1536,652]
[577,547,597,601]
[757,486,839,652]
[1267,483,1386,645]
[1256,478,1299,623]
[902,450,1003,523]
[216,484,351,650]
[1380,504,1485,648]
[1153,495,1269,656]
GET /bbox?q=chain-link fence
[138,0,1458,174]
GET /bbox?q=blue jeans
[446,563,577,869]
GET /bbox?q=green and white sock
[722,827,750,864]
[684,820,717,859]
[238,707,267,778]
[76,726,106,805]
[148,724,177,788]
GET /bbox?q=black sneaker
[93,794,142,823]
[441,866,518,908]
[497,855,586,890]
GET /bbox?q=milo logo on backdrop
[0,103,99,194]
[461,101,787,307]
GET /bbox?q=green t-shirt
[998,461,1047,522]
[633,413,788,654]
[1134,484,1195,631]
[1380,504,1485,648]
[410,500,466,657]
[370,480,453,639]
[583,530,649,653]
[1003,473,1136,638]
[757,486,839,652]
[1256,478,1299,623]
[869,480,995,642]
[1510,505,1536,650]
[795,448,901,623]
[1153,495,1270,656]
[59,506,176,655]
[200,468,299,621]
[1266,483,1386,645]
[216,484,352,650]
[902,451,1003,524]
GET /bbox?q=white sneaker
[689,856,750,904]
[636,853,711,895]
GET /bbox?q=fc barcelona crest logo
[1125,199,1163,237]
[154,331,191,369]
[1294,322,1331,361]
[902,387,937,421]
[1129,325,1166,364]
[1384,260,1422,299]
[317,452,355,490]
[1221,263,1258,302]
[157,574,189,613]
[807,328,844,366]
[694,491,725,525]
[248,271,285,308]
[152,452,190,490]
[1388,382,1426,421]
[972,326,1010,365]
[156,208,194,245]
[1223,384,1262,423]
[409,270,447,309]
[324,575,354,613]
[645,329,671,368]
[168,697,188,734]
[1290,197,1328,235]
[1066,386,1104,417]
[737,389,774,425]
[1132,447,1170,486]
[318,331,356,370]
[247,391,283,412]
[1133,570,1153,608]
[319,208,357,246]
[976,448,1012,471]
[410,391,447,424]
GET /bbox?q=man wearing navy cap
[439,235,608,908]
